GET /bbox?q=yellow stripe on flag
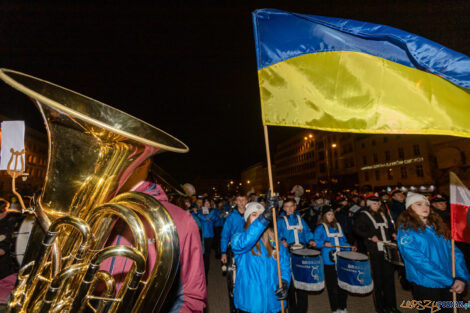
[259,51,470,137]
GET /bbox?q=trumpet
[0,69,189,313]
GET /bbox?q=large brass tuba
[0,69,189,313]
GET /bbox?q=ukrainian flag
[253,9,470,137]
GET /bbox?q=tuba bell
[0,68,189,313]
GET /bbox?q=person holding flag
[397,192,470,313]
[231,200,290,313]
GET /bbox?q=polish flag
[450,172,470,243]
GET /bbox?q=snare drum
[336,251,373,294]
[290,248,324,291]
[383,242,404,266]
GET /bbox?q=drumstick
[330,245,351,248]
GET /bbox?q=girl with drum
[232,201,291,313]
[354,194,400,313]
[397,192,470,313]
[313,205,355,313]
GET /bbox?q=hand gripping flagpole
[263,125,285,313]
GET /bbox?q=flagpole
[451,239,457,313]
[263,125,285,313]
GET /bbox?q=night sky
[1,1,469,182]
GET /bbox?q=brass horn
[0,68,188,313]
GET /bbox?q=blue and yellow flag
[253,9,470,137]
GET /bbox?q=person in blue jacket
[277,198,315,313]
[212,200,226,259]
[196,198,219,279]
[397,192,470,313]
[220,194,248,313]
[232,200,290,313]
[314,205,355,313]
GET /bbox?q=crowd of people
[1,173,470,313]
[169,187,470,313]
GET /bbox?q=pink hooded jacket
[101,181,207,312]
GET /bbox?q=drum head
[15,215,35,265]
[291,248,320,257]
[337,251,368,261]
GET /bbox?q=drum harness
[362,211,390,252]
[282,215,303,246]
[322,223,344,263]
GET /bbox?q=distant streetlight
[230,180,234,184]
[308,134,313,138]
[239,182,242,186]
[304,136,308,140]
[277,181,280,184]
[247,180,251,184]
[331,143,337,148]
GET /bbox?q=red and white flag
[450,172,470,243]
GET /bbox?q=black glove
[275,279,289,300]
[263,192,279,222]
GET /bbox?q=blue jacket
[313,223,351,265]
[213,208,225,228]
[220,210,245,253]
[232,217,291,313]
[197,209,218,238]
[190,212,204,253]
[277,214,314,245]
[397,225,470,288]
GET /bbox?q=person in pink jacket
[101,159,207,312]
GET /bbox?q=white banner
[0,121,26,171]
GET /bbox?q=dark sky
[0,1,469,182]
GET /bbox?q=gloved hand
[275,279,289,300]
[263,191,279,222]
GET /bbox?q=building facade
[264,129,470,195]
[240,162,269,195]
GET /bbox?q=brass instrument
[0,69,189,313]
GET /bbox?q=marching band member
[232,200,290,313]
[314,205,355,313]
[277,198,315,313]
[397,192,470,313]
[430,194,450,226]
[220,194,248,313]
[197,198,219,278]
[388,188,406,225]
[354,194,399,313]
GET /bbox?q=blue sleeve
[301,218,314,242]
[277,219,287,241]
[220,215,232,253]
[279,243,291,284]
[196,212,206,222]
[232,217,268,255]
[453,244,470,284]
[397,229,454,287]
[209,210,219,222]
[313,225,327,249]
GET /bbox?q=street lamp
[247,180,251,184]
[230,180,234,184]
[304,136,308,140]
[331,143,337,148]
[308,134,313,138]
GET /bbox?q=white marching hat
[405,192,429,209]
[244,202,265,221]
